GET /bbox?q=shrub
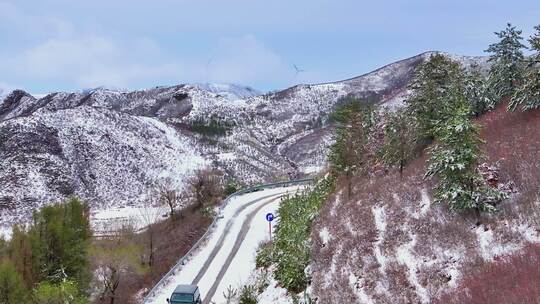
[222,286,237,304]
[272,176,335,293]
[33,280,87,304]
[224,180,239,196]
[238,284,258,304]
[255,242,273,269]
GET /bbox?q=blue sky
[0,0,539,93]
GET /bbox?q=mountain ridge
[0,51,489,232]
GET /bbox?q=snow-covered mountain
[0,51,488,230]
[194,83,262,100]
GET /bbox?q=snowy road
[145,185,303,304]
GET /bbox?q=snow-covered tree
[329,98,378,197]
[464,65,493,116]
[509,25,540,111]
[380,108,418,177]
[406,53,463,142]
[425,88,506,212]
[486,23,527,101]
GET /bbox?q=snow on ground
[348,273,375,304]
[475,226,520,261]
[145,185,303,304]
[0,226,11,240]
[372,205,388,273]
[396,233,429,304]
[91,205,168,235]
[258,273,292,304]
[318,227,332,246]
[211,199,281,303]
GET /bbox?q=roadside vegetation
[0,168,227,304]
[261,22,540,301]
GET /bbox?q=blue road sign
[266,212,274,222]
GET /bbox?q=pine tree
[329,98,378,197]
[406,53,463,143]
[486,23,527,101]
[380,108,418,177]
[509,25,540,111]
[464,65,492,116]
[425,88,506,212]
[0,260,27,304]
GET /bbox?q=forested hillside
[254,23,540,304]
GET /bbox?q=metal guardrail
[141,178,314,303]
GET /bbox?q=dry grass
[435,243,540,304]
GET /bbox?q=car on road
[166,285,202,304]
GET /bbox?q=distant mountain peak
[194,83,262,99]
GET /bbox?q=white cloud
[206,35,291,85]
[0,2,297,91]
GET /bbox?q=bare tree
[92,225,146,304]
[189,169,224,209]
[137,205,166,267]
[156,179,184,219]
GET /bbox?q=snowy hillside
[0,52,489,233]
[308,102,540,303]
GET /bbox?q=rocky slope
[0,51,487,231]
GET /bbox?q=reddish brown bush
[436,243,540,304]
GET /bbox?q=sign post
[265,212,275,239]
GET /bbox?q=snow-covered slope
[0,52,489,231]
[309,103,540,303]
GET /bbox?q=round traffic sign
[266,212,274,222]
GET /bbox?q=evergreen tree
[486,23,527,101]
[380,108,418,177]
[406,53,463,142]
[0,260,27,304]
[29,198,91,290]
[509,25,540,111]
[464,65,492,116]
[329,98,378,197]
[425,88,506,212]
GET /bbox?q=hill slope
[0,52,487,231]
[310,105,540,303]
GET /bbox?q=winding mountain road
[146,185,303,304]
